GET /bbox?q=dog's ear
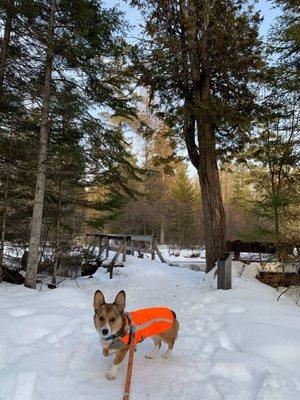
[94,290,105,311]
[113,290,126,313]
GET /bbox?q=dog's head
[93,290,126,344]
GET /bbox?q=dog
[93,290,179,380]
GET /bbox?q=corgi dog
[93,290,179,380]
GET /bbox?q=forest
[0,0,299,288]
[1,2,300,400]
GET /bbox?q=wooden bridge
[86,233,166,278]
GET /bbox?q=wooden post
[108,243,124,279]
[98,236,101,258]
[122,238,127,262]
[108,264,113,279]
[105,236,109,258]
[130,240,134,256]
[151,239,155,260]
[154,241,166,263]
[137,249,144,258]
[97,237,105,260]
[217,252,232,290]
[233,250,240,261]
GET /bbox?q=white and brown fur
[93,290,179,380]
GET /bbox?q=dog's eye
[110,317,116,323]
[99,316,104,321]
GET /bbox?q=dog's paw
[105,371,117,380]
[162,350,172,359]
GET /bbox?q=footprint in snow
[211,361,253,384]
[218,331,235,351]
[6,308,35,317]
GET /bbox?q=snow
[3,244,25,259]
[1,256,300,399]
[159,245,206,262]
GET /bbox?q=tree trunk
[197,137,227,272]
[0,139,12,280]
[274,205,280,238]
[159,169,165,244]
[0,0,14,94]
[270,172,280,241]
[52,180,62,286]
[0,172,9,280]
[25,0,56,289]
[196,3,227,272]
[160,217,165,244]
[0,0,14,279]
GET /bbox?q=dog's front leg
[106,346,129,380]
[103,346,117,357]
[103,346,110,357]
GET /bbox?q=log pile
[257,272,300,288]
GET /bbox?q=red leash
[123,320,136,400]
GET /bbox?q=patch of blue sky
[104,0,281,39]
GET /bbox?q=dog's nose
[102,328,109,336]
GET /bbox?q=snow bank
[0,257,300,399]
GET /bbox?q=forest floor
[1,256,300,400]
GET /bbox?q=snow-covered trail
[1,257,300,400]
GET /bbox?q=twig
[238,264,246,277]
[277,276,297,301]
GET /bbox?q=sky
[105,0,281,40]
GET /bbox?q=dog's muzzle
[98,325,112,343]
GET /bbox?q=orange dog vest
[121,307,174,345]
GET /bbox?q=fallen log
[0,266,25,284]
[257,271,300,288]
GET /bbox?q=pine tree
[25,0,56,289]
[23,0,139,288]
[238,87,300,247]
[130,0,264,271]
[0,0,36,280]
[106,100,179,239]
[222,165,255,241]
[169,163,197,246]
[0,1,142,285]
[0,0,14,93]
[0,131,37,274]
[271,0,299,89]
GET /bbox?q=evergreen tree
[0,0,14,94]
[25,0,56,289]
[271,0,299,89]
[0,0,27,110]
[238,87,300,247]
[0,0,37,281]
[16,0,139,288]
[223,165,256,241]
[169,163,197,246]
[106,100,179,239]
[130,0,264,271]
[0,125,38,280]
